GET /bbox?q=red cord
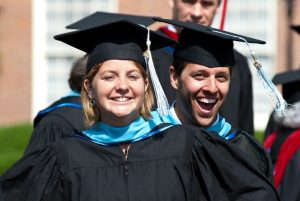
[219,0,228,30]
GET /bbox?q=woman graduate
[0,20,278,201]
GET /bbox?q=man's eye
[201,0,217,7]
[216,75,229,82]
[182,0,196,4]
[192,73,204,79]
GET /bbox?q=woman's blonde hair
[81,61,154,128]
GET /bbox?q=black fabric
[54,20,176,72]
[24,96,84,155]
[174,29,234,67]
[268,127,296,165]
[153,18,264,69]
[66,11,156,29]
[277,148,300,201]
[88,42,146,70]
[272,69,300,104]
[291,25,300,34]
[264,110,278,140]
[0,125,278,201]
[272,69,300,85]
[152,46,176,104]
[219,50,254,134]
[264,69,300,139]
[229,128,274,181]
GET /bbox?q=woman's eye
[102,75,115,80]
[128,73,141,80]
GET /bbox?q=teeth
[198,98,216,104]
[112,97,130,102]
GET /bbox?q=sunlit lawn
[0,123,32,175]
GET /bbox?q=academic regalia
[264,69,300,164]
[153,104,274,182]
[65,11,156,30]
[264,110,278,140]
[24,94,84,155]
[263,67,300,201]
[264,25,300,140]
[0,124,279,201]
[275,130,300,201]
[1,18,278,201]
[152,24,254,134]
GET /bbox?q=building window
[45,0,117,104]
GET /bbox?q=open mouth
[196,98,217,111]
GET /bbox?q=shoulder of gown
[229,129,274,180]
[0,143,65,201]
[176,125,280,201]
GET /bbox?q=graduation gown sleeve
[24,116,76,154]
[24,96,84,155]
[190,127,279,201]
[277,150,300,201]
[0,145,63,201]
[230,130,274,181]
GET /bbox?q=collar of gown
[151,101,232,139]
[82,116,173,146]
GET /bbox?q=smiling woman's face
[84,59,148,126]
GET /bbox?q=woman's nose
[115,77,129,91]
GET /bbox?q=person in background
[23,54,88,155]
[0,19,278,201]
[263,68,300,201]
[264,25,300,139]
[153,0,254,134]
[264,68,300,164]
[153,17,275,184]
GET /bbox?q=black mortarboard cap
[54,20,176,72]
[153,17,266,68]
[272,69,300,104]
[66,11,156,29]
[291,25,300,34]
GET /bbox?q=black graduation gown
[0,125,279,201]
[264,110,278,140]
[265,128,300,201]
[268,127,295,165]
[152,27,254,134]
[24,96,84,155]
[228,129,274,181]
[277,148,300,201]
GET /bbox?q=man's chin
[194,117,215,128]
